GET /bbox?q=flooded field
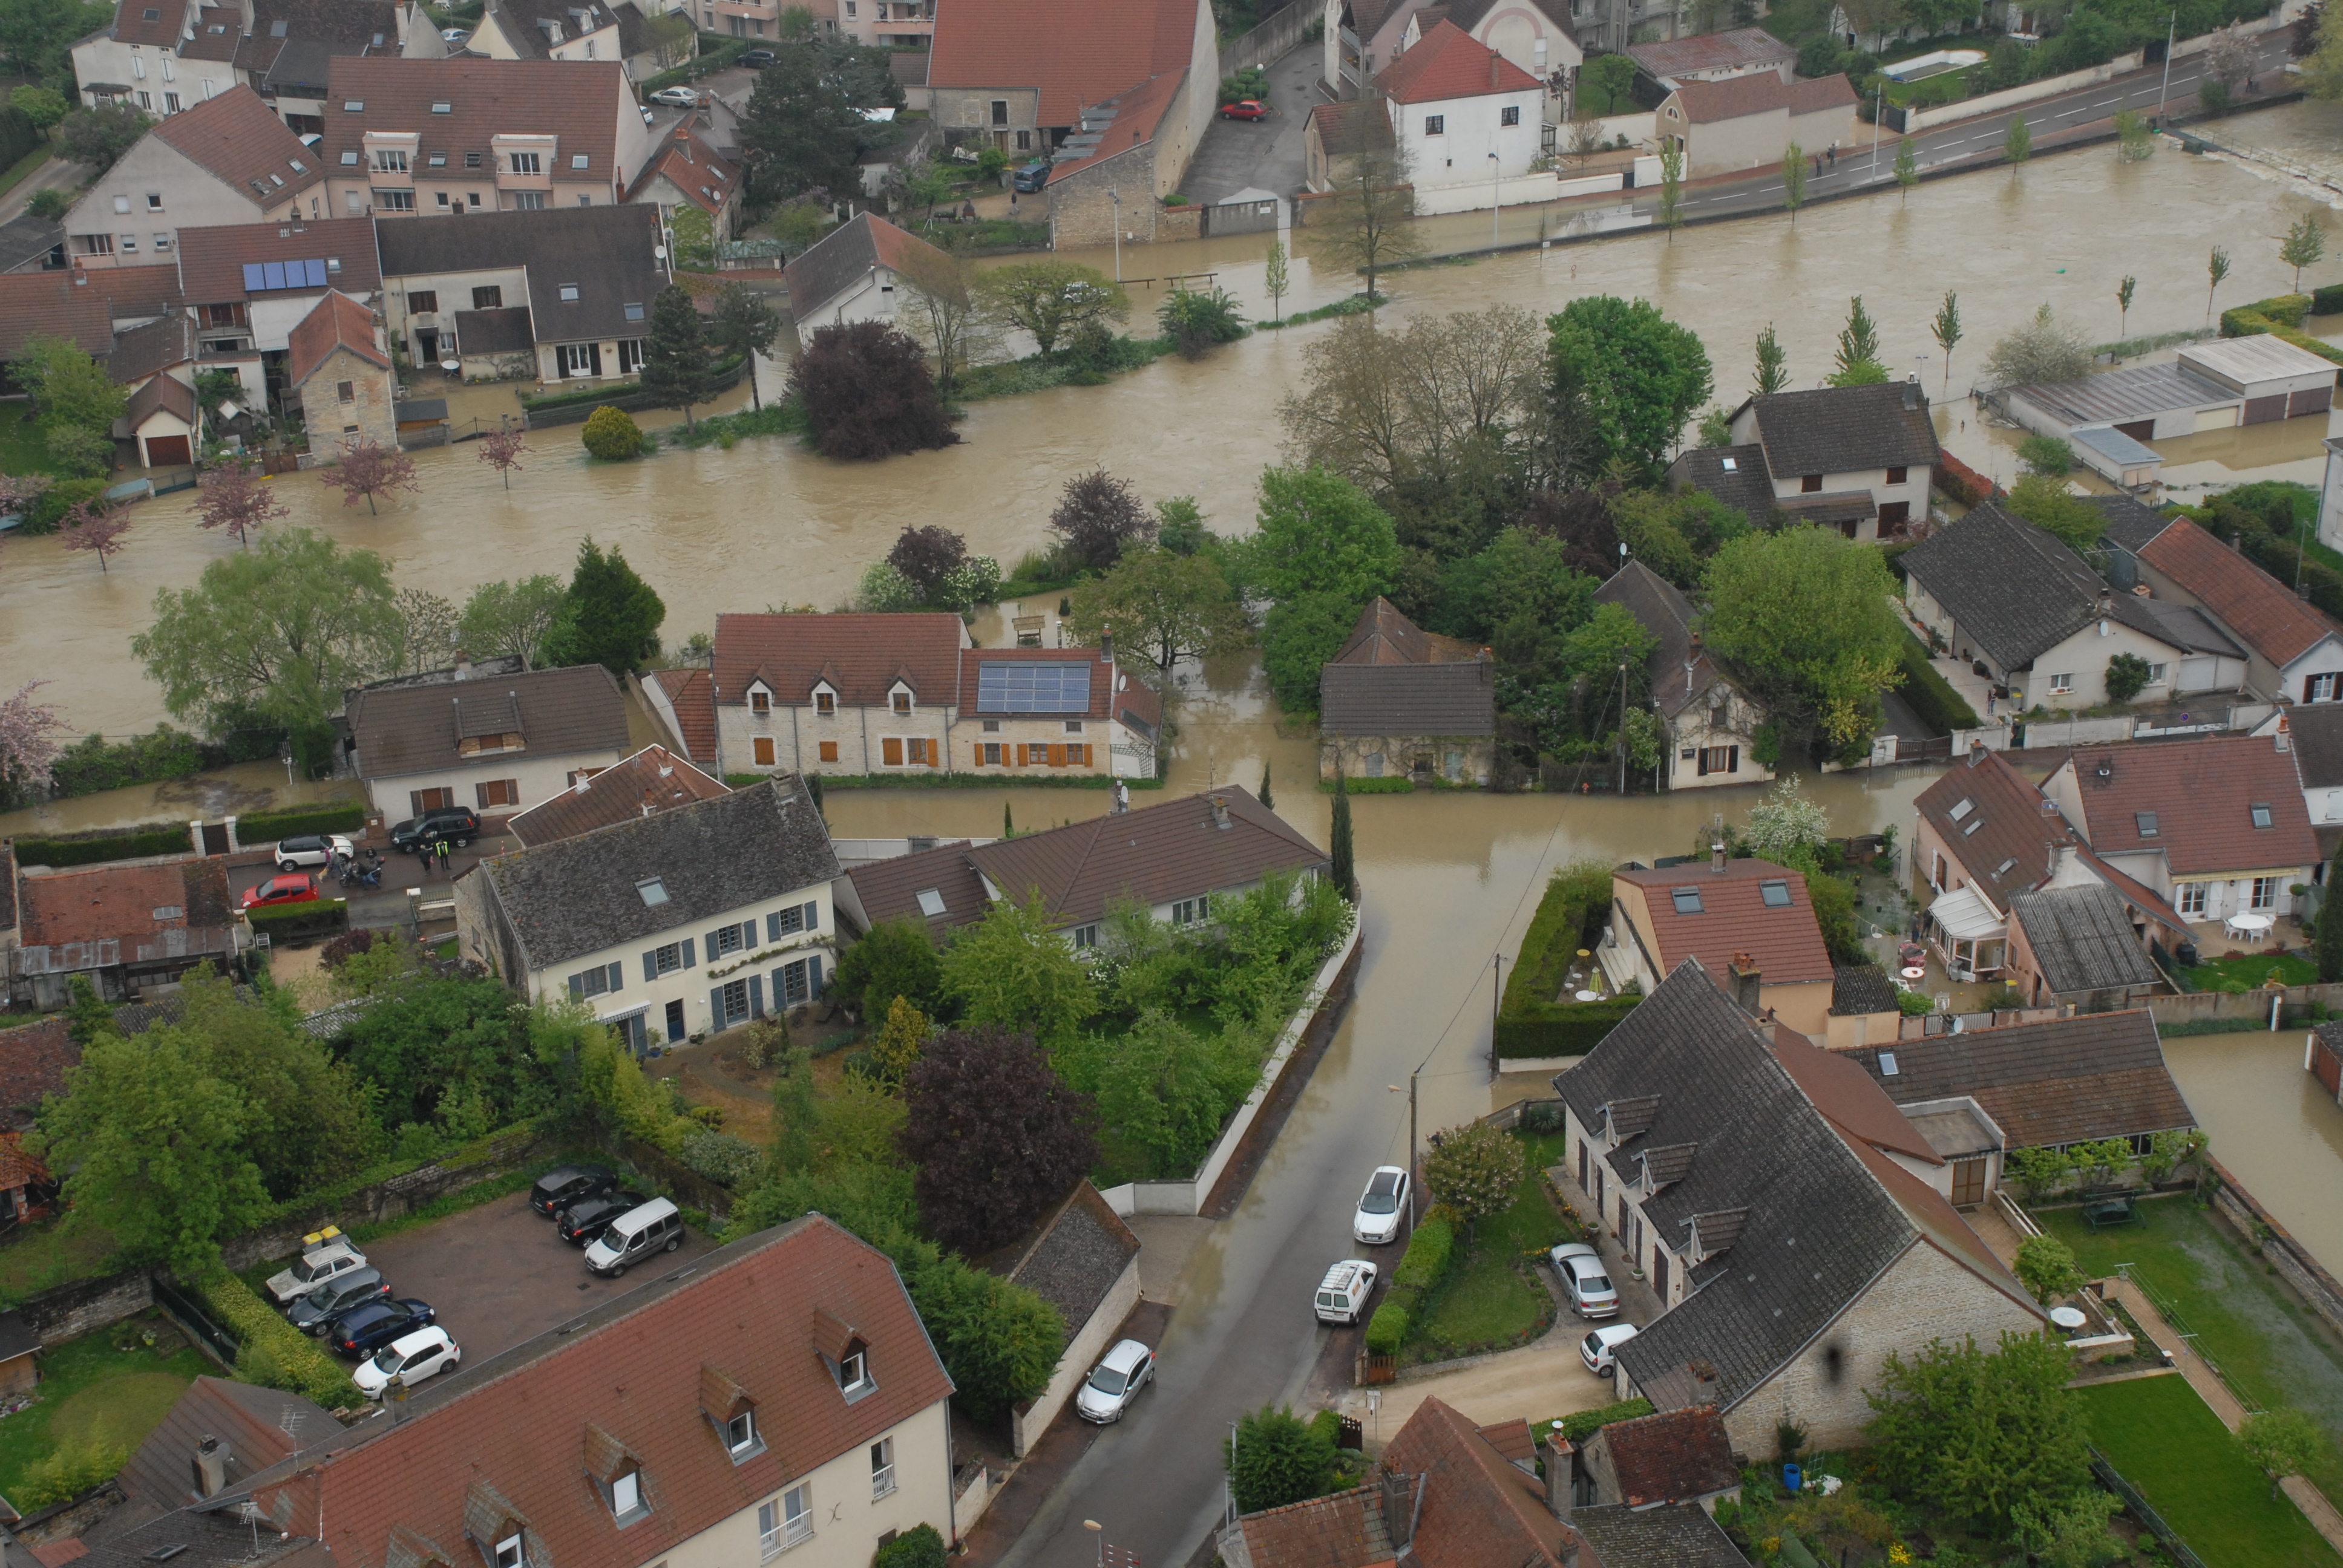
[2164,1029,2343,1276]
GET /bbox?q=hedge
[1560,1397,1655,1444]
[0,106,36,177]
[1390,1211,1454,1292]
[1365,1297,1411,1353]
[1896,629,1981,734]
[2218,298,2343,369]
[1495,863,1631,1058]
[1935,449,1998,509]
[10,822,190,867]
[246,898,350,940]
[1496,995,1642,1059]
[48,725,204,799]
[195,1272,364,1409]
[640,33,749,93]
[237,802,367,841]
[2315,283,2343,316]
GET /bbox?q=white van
[1314,1259,1379,1324]
[583,1197,683,1277]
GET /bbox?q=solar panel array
[243,258,332,292]
[976,661,1091,714]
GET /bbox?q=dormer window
[813,688,836,716]
[726,1411,757,1455]
[891,688,912,715]
[494,1538,523,1568]
[701,1364,764,1464]
[838,1342,869,1393]
[610,1472,644,1521]
[750,688,771,715]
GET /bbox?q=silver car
[1552,1243,1620,1319]
[1352,1165,1409,1244]
[264,1238,369,1304]
[1073,1338,1155,1423]
[273,834,356,871]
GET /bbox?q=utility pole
[1490,954,1504,1078]
[1870,81,1883,180]
[1488,152,1500,249]
[1616,661,1629,795]
[1109,186,1123,283]
[2157,5,2177,125]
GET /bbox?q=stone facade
[1046,142,1159,248]
[1320,731,1494,786]
[295,341,399,449]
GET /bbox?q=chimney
[1688,1358,1720,1406]
[1101,624,1115,670]
[2232,532,2246,554]
[1902,374,1918,411]
[2278,719,2292,754]
[1490,49,1500,89]
[192,1436,228,1499]
[1381,1470,1417,1544]
[1729,952,1761,1016]
[453,650,472,679]
[1209,793,1231,829]
[1709,841,1726,873]
[1541,1438,1574,1520]
[1967,738,1985,766]
[641,788,658,817]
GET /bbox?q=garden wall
[15,1267,152,1342]
[1901,50,2145,132]
[1218,1,1316,81]
[1008,1251,1138,1457]
[620,1135,736,1224]
[218,1123,556,1272]
[2146,987,2343,1028]
[2206,1154,2343,1340]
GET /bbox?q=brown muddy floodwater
[2163,1030,2343,1277]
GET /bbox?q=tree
[886,523,969,604]
[2115,275,2136,344]
[787,321,958,460]
[59,502,126,572]
[64,975,116,1049]
[1259,762,1273,809]
[1264,237,1289,325]
[580,404,644,460]
[1546,295,1713,482]
[1240,465,1402,609]
[2208,244,2233,324]
[539,537,665,675]
[1310,118,1423,300]
[0,0,94,90]
[2006,473,2106,552]
[1158,283,1247,360]
[2114,106,2154,162]
[1049,469,1154,572]
[867,996,929,1085]
[2017,433,2074,476]
[1830,295,1888,386]
[2013,1233,2085,1305]
[2004,112,2031,170]
[1224,1405,1338,1514]
[1865,1332,2093,1534]
[0,680,67,806]
[457,575,567,667]
[2240,1407,2326,1501]
[1701,526,1904,763]
[25,186,65,220]
[895,244,987,396]
[974,260,1127,358]
[1754,323,1789,396]
[874,1526,948,1568]
[905,1255,1064,1419]
[2205,22,2255,90]
[1330,770,1355,898]
[14,333,126,436]
[736,41,865,200]
[2283,212,2328,293]
[325,437,419,515]
[1656,137,1685,240]
[131,528,401,740]
[44,423,112,480]
[1742,775,1831,870]
[828,915,946,1022]
[1894,134,1918,198]
[1064,545,1250,688]
[640,7,695,67]
[476,423,528,489]
[389,588,460,675]
[1156,495,1212,555]
[2105,652,2153,703]
[53,102,150,171]
[1781,140,1807,223]
[1422,1119,1525,1230]
[936,893,1098,1049]
[640,285,716,431]
[9,84,64,134]
[897,1027,1099,1253]
[709,284,783,411]
[1923,290,1961,394]
[2319,874,2343,980]
[1579,53,1636,114]
[1982,302,2089,391]
[2011,1492,2125,1568]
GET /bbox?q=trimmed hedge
[237,802,367,841]
[246,897,350,940]
[1496,996,1642,1059]
[2218,296,2343,369]
[1561,1397,1655,1443]
[1896,629,1981,734]
[196,1272,363,1409]
[11,822,190,867]
[1365,1298,1410,1353]
[1496,863,1631,1058]
[48,725,204,799]
[1390,1211,1453,1291]
[2315,283,2343,316]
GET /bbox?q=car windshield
[300,1281,339,1308]
[293,1256,333,1281]
[1584,1332,1605,1354]
[1360,1174,1400,1214]
[1581,1273,1613,1293]
[372,1347,407,1374]
[1086,1367,1128,1396]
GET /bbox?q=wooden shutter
[748,975,764,1018]
[681,937,696,968]
[569,973,585,1000]
[476,783,493,809]
[411,790,427,817]
[606,961,622,992]
[765,912,780,942]
[882,737,903,765]
[1049,743,1065,767]
[1653,1251,1668,1299]
[1725,746,1738,774]
[643,951,658,982]
[803,901,818,930]
[707,929,727,961]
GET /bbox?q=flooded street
[2164,1030,2343,1277]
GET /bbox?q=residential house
[2320,435,2343,557]
[834,0,934,48]
[105,311,204,465]
[0,270,191,397]
[375,203,670,382]
[1567,1505,1750,1568]
[1556,958,2044,1452]
[1570,1405,1739,1512]
[1668,380,1939,538]
[5,856,240,1007]
[1032,68,1215,247]
[2008,335,2338,457]
[1317,597,1496,785]
[641,666,718,766]
[837,788,1326,952]
[465,0,626,65]
[62,87,321,264]
[1767,1025,1989,1209]
[115,1215,955,1568]
[955,644,1162,777]
[713,611,965,776]
[316,57,656,219]
[1372,24,1546,212]
[344,661,631,820]
[780,213,950,351]
[1592,561,1768,791]
[2004,884,2164,1012]
[1327,0,1578,104]
[990,1180,1141,1455]
[1598,852,1835,1037]
[0,1016,78,1129]
[2275,702,2343,866]
[456,776,842,1047]
[0,211,64,275]
[1302,98,1395,192]
[2040,734,2322,931]
[1654,71,1855,181]
[507,743,729,847]
[284,287,395,446]
[2097,508,2343,706]
[169,215,381,407]
[1217,1480,1403,1568]
[71,0,238,114]
[1900,501,2249,711]
[1625,26,1792,90]
[234,0,408,131]
[1375,1399,1589,1568]
[627,123,743,234]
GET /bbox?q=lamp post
[1870,80,1883,179]
[2157,5,2177,125]
[1084,1521,1104,1568]
[1108,187,1122,282]
[1490,953,1504,1077]
[1487,151,1500,248]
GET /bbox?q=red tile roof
[1381,1397,1579,1568]
[1771,1029,1941,1166]
[506,743,728,847]
[713,612,967,708]
[174,216,382,304]
[1308,99,1394,154]
[88,264,185,325]
[2141,515,2343,668]
[845,840,992,935]
[1786,73,1857,111]
[928,0,1202,127]
[0,1018,76,1125]
[1616,858,1835,987]
[954,645,1129,720]
[148,85,326,207]
[1332,597,1482,666]
[108,0,189,47]
[647,667,716,762]
[1587,1406,1739,1506]
[1671,68,1852,123]
[0,1131,47,1192]
[1046,70,1188,180]
[0,273,116,361]
[2064,734,2320,876]
[16,858,232,953]
[1915,748,2068,913]
[317,57,633,183]
[1840,1131,2034,1308]
[285,289,388,387]
[1625,26,1791,77]
[1231,1484,1396,1568]
[628,125,739,216]
[1372,21,1539,103]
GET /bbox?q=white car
[1352,1165,1410,1245]
[353,1325,461,1398]
[441,26,469,39]
[1073,1338,1155,1424]
[264,1238,368,1305]
[1580,1322,1640,1375]
[272,833,356,871]
[649,86,701,107]
[1315,1259,1378,1325]
[1552,1243,1620,1319]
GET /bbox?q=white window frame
[610,1469,648,1522]
[758,1485,813,1557]
[2047,673,2074,695]
[2252,875,2279,910]
[494,1537,525,1568]
[870,1439,896,1500]
[726,1410,759,1457]
[839,1347,869,1393]
[2146,662,2168,685]
[2178,881,2207,916]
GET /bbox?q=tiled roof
[1319,662,1495,737]
[1626,26,1791,77]
[2065,734,2319,876]
[346,662,627,781]
[1771,1028,1940,1165]
[1845,1008,2197,1146]
[2009,884,2161,995]
[1588,1406,1738,1506]
[0,272,117,360]
[103,313,193,384]
[627,125,739,217]
[1308,98,1394,154]
[1230,1483,1395,1568]
[782,213,949,322]
[1372,21,1539,103]
[2287,704,2343,789]
[1829,964,1898,1016]
[995,1180,1139,1347]
[1914,748,2067,912]
[1331,597,1481,665]
[231,1217,952,1568]
[1670,70,1790,121]
[476,0,620,59]
[1046,70,1190,181]
[126,369,197,428]
[2085,491,2174,555]
[966,786,1326,927]
[179,5,242,60]
[712,612,966,709]
[647,667,716,762]
[1593,560,1745,722]
[285,289,388,387]
[88,263,182,325]
[845,840,991,936]
[174,216,381,304]
[0,211,62,272]
[1382,1397,1578,1568]
[117,1376,334,1511]
[1743,382,1939,479]
[1571,1503,1749,1568]
[888,51,928,86]
[506,744,729,848]
[2139,515,2343,668]
[479,775,839,972]
[106,0,186,48]
[18,857,232,951]
[1784,73,1858,111]
[1616,858,1834,987]
[148,85,325,207]
[454,304,534,353]
[1668,443,1777,525]
[235,0,398,79]
[929,0,1201,126]
[318,56,631,191]
[375,202,666,348]
[0,1018,73,1124]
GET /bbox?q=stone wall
[1047,143,1159,249]
[218,1123,557,1272]
[1008,1253,1139,1457]
[1319,733,1495,785]
[15,1267,152,1342]
[2207,1155,2343,1339]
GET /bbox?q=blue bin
[1783,1462,1803,1492]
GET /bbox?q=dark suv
[390,807,480,852]
[739,47,776,67]
[531,1164,618,1218]
[558,1191,646,1246]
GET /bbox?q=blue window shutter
[749,974,765,1018]
[643,951,658,982]
[773,967,789,1005]
[766,911,781,943]
[804,901,818,930]
[743,920,758,949]
[707,928,725,958]
[809,955,824,997]
[568,973,583,1000]
[607,961,622,992]
[710,987,724,1027]
[681,936,696,968]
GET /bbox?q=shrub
[581,405,645,460]
[197,1272,364,1409]
[236,802,367,841]
[1562,1397,1656,1443]
[13,1436,128,1509]
[874,1524,948,1568]
[24,477,109,535]
[787,320,957,461]
[10,822,191,866]
[2314,282,2343,315]
[677,1126,762,1188]
[47,725,204,797]
[1364,1298,1410,1353]
[244,897,350,939]
[2105,652,2152,703]
[320,928,378,969]
[1391,1210,1455,1290]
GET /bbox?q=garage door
[143,434,190,466]
[2291,384,2334,419]
[2115,419,2155,442]
[2177,656,2215,691]
[2244,393,2289,425]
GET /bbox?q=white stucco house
[1371,21,1546,214]
[778,212,952,350]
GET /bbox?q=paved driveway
[1180,41,1321,207]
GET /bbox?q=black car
[557,1191,646,1246]
[1012,160,1050,193]
[389,806,480,852]
[739,47,776,67]
[288,1267,392,1336]
[329,1298,436,1359]
[530,1163,618,1218]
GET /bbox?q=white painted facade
[1389,80,1544,197]
[64,135,308,264]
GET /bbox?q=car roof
[1319,1260,1370,1287]
[1552,1242,1596,1259]
[614,1196,678,1226]
[1100,1338,1150,1371]
[539,1164,607,1184]
[388,1325,450,1354]
[1593,1323,1640,1344]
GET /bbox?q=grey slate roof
[375,204,665,345]
[1830,964,1898,1016]
[1592,560,1745,721]
[2008,884,2161,995]
[480,775,840,972]
[1570,1504,1748,1568]
[1667,443,1776,523]
[2090,491,2176,555]
[780,211,947,325]
[996,1180,1141,1348]
[454,305,535,354]
[1843,1008,2195,1146]
[1741,382,1940,478]
[2288,703,2343,789]
[347,663,629,781]
[0,213,62,274]
[1319,661,1495,737]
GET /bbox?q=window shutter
[1049,743,1065,767]
[682,937,696,968]
[882,737,903,765]
[742,920,758,950]
[748,974,764,1017]
[643,951,658,982]
[766,912,781,943]
[568,973,584,1000]
[803,901,818,930]
[1725,746,1738,774]
[607,961,622,992]
[476,783,491,809]
[411,790,427,816]
[707,929,726,959]
[808,955,824,997]
[710,987,724,1028]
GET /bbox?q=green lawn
[1411,1128,1579,1355]
[0,145,50,203]
[2079,1376,2343,1568]
[0,1226,120,1303]
[2182,951,2318,992]
[0,1315,210,1503]
[0,407,56,477]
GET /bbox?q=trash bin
[1783,1462,1803,1493]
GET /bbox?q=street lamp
[2156,4,2177,125]
[1083,1520,1104,1568]
[1487,151,1500,249]
[1869,81,1883,179]
[1107,188,1122,283]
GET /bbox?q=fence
[149,1273,240,1370]
[1217,0,1314,80]
[2112,1259,2263,1416]
[521,359,747,430]
[2091,1451,2210,1568]
[1201,196,1285,237]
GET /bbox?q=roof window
[342,99,362,109]
[2252,803,2274,828]
[267,172,283,186]
[559,283,580,301]
[432,101,452,113]
[1758,879,1791,907]
[1962,816,1984,836]
[1878,1050,1899,1077]
[269,16,286,33]
[288,157,306,172]
[2135,811,2158,837]
[623,301,644,321]
[916,889,946,918]
[339,150,357,165]
[142,5,159,16]
[571,152,589,168]
[1947,797,1974,822]
[1994,857,2018,877]
[428,151,445,166]
[635,877,669,907]
[1670,886,1703,915]
[1720,456,1737,472]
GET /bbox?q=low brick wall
[2148,985,2343,1030]
[2207,1154,2343,1339]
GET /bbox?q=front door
[666,999,686,1042]
[1951,1158,1987,1207]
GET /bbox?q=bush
[1391,1210,1455,1291]
[10,822,190,866]
[1561,1397,1656,1444]
[1365,1298,1411,1353]
[13,1436,127,1509]
[2106,652,2152,703]
[24,477,109,535]
[244,897,350,939]
[197,1272,364,1409]
[1495,995,1640,1057]
[47,725,205,798]
[236,802,367,841]
[1896,629,1981,733]
[581,405,645,460]
[677,1126,761,1188]
[874,1524,948,1568]
[2313,283,2343,316]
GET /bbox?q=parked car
[1314,1259,1378,1325]
[241,873,319,910]
[1012,161,1050,193]
[441,25,468,39]
[330,1298,437,1359]
[531,1163,619,1218]
[388,806,479,852]
[1580,1321,1640,1376]
[649,86,701,106]
[263,1236,367,1305]
[558,1191,646,1246]
[353,1325,462,1397]
[1551,1243,1620,1319]
[739,47,776,67]
[1218,98,1268,119]
[1352,1165,1409,1244]
[273,834,356,871]
[287,1267,392,1335]
[584,1197,683,1277]
[1073,1338,1155,1423]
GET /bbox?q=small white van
[1314,1259,1379,1324]
[583,1197,683,1277]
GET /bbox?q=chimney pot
[1209,793,1230,829]
[1710,841,1726,872]
[1902,376,1918,410]
[2232,532,2246,553]
[1542,1439,1574,1520]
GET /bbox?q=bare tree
[391,587,461,673]
[476,423,529,489]
[897,241,994,394]
[1308,100,1423,301]
[58,502,128,572]
[1278,307,1543,491]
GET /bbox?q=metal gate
[1203,197,1284,237]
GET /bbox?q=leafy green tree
[25,186,65,220]
[909,1255,1064,1419]
[1611,487,1749,587]
[9,85,64,132]
[873,1525,947,1568]
[1065,545,1250,688]
[1804,871,1864,964]
[338,972,553,1132]
[1699,526,1903,763]
[1564,601,1659,705]
[2006,473,2107,552]
[64,974,115,1048]
[1095,1007,1244,1178]
[1158,282,1247,359]
[1225,1404,1339,1513]
[2321,886,2343,981]
[1865,1331,2092,1534]
[1263,238,1289,325]
[1434,526,1594,667]
[1656,137,1685,240]
[831,915,946,1022]
[539,537,666,675]
[2105,652,2153,703]
[1545,296,1713,481]
[974,260,1127,358]
[1754,323,1789,396]
[2240,1406,2325,1500]
[1932,290,1964,391]
[0,0,106,88]
[1781,140,1807,222]
[457,575,569,668]
[1579,54,1636,114]
[1742,774,1830,871]
[1982,302,2088,391]
[1423,1120,1524,1230]
[2018,433,2074,476]
[2114,107,2155,162]
[2004,111,2032,169]
[13,333,126,436]
[639,284,715,431]
[1330,771,1355,900]
[1834,295,1882,382]
[2115,275,2137,343]
[710,283,782,410]
[898,1026,1098,1253]
[2013,1233,2085,1305]
[1261,590,1366,714]
[2283,212,2328,293]
[937,896,1098,1048]
[736,41,865,200]
[1895,134,1918,198]
[2011,1491,2125,1568]
[53,101,148,169]
[867,996,929,1086]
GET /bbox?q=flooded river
[2164,1030,2343,1275]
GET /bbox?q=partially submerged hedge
[1896,629,1981,734]
[238,802,367,841]
[2220,294,2343,368]
[1495,863,1623,1059]
[197,1273,363,1409]
[11,822,190,867]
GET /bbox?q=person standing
[1113,778,1129,814]
[434,837,451,877]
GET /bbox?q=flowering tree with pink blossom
[476,425,529,489]
[197,459,290,548]
[59,503,130,572]
[326,437,420,515]
[0,681,68,808]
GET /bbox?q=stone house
[1592,561,1768,792]
[780,212,952,351]
[1556,959,2044,1453]
[1654,71,1854,180]
[285,287,396,446]
[456,776,842,1048]
[627,123,743,235]
[62,86,320,264]
[170,216,381,409]
[2098,505,2343,707]
[1669,381,1939,540]
[71,0,236,114]
[993,1180,1141,1456]
[927,0,1212,169]
[344,661,632,820]
[1317,598,1495,785]
[1302,99,1395,192]
[1027,68,1208,250]
[1570,1405,1738,1512]
[1599,852,1836,1037]
[5,856,241,1007]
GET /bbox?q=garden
[0,1312,210,1511]
[2177,947,2319,994]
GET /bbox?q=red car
[241,872,320,910]
[1219,99,1268,120]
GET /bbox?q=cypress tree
[1329,770,1355,901]
[1003,800,1014,838]
[1260,762,1274,811]
[540,537,666,675]
[2320,891,2343,982]
[640,284,716,431]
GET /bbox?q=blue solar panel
[242,259,329,293]
[976,662,1091,713]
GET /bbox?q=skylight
[635,877,669,907]
[1947,797,1974,822]
[1994,857,2018,877]
[342,99,362,109]
[1759,880,1791,907]
[1671,886,1703,915]
[1962,817,1984,835]
[431,101,452,113]
[2251,803,2273,828]
[624,301,644,321]
[2135,811,2158,837]
[1720,456,1737,472]
[1878,1051,1899,1077]
[916,889,946,918]
[559,284,580,301]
